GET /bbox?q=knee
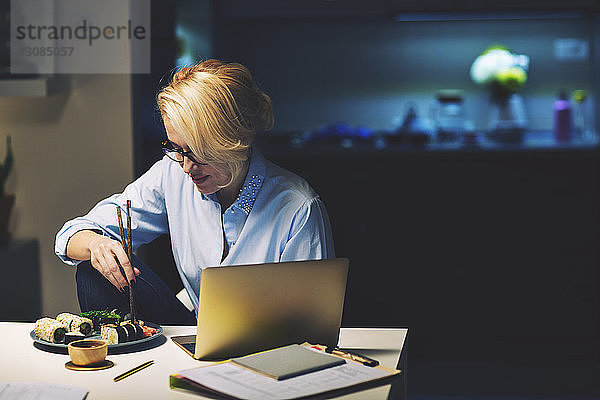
[75,260,127,313]
[75,259,119,299]
[75,260,100,286]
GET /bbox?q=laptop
[171,258,349,360]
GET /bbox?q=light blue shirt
[55,148,335,312]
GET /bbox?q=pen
[325,346,379,367]
[113,360,154,382]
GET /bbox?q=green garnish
[80,310,122,331]
[81,310,121,319]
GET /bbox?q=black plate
[30,322,163,349]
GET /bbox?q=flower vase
[487,93,527,143]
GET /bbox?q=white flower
[470,48,530,91]
[470,49,512,84]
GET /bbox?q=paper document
[0,381,88,400]
[178,360,390,400]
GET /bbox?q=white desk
[0,323,407,400]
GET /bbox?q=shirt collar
[232,146,266,215]
[199,146,266,215]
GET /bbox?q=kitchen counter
[256,130,599,157]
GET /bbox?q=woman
[55,60,335,324]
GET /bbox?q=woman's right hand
[67,230,140,291]
[88,235,140,291]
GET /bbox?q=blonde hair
[157,59,274,187]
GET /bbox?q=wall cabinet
[0,239,40,321]
[261,144,600,365]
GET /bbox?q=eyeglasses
[161,139,208,165]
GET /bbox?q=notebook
[171,258,349,360]
[231,344,345,380]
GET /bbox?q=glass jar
[432,90,465,144]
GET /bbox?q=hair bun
[171,66,195,84]
[256,92,274,132]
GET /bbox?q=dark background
[134,1,600,397]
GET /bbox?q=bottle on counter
[572,89,591,142]
[553,90,572,143]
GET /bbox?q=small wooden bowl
[68,339,108,366]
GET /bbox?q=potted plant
[0,135,14,244]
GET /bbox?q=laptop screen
[193,258,349,360]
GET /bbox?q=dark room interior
[130,1,600,398]
[1,0,598,398]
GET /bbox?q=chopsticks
[116,200,135,323]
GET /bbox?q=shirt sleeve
[55,159,170,266]
[280,196,335,261]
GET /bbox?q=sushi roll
[133,324,144,340]
[123,323,137,342]
[56,313,93,335]
[120,323,143,342]
[34,318,67,343]
[115,325,130,343]
[99,322,145,344]
[100,324,119,345]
